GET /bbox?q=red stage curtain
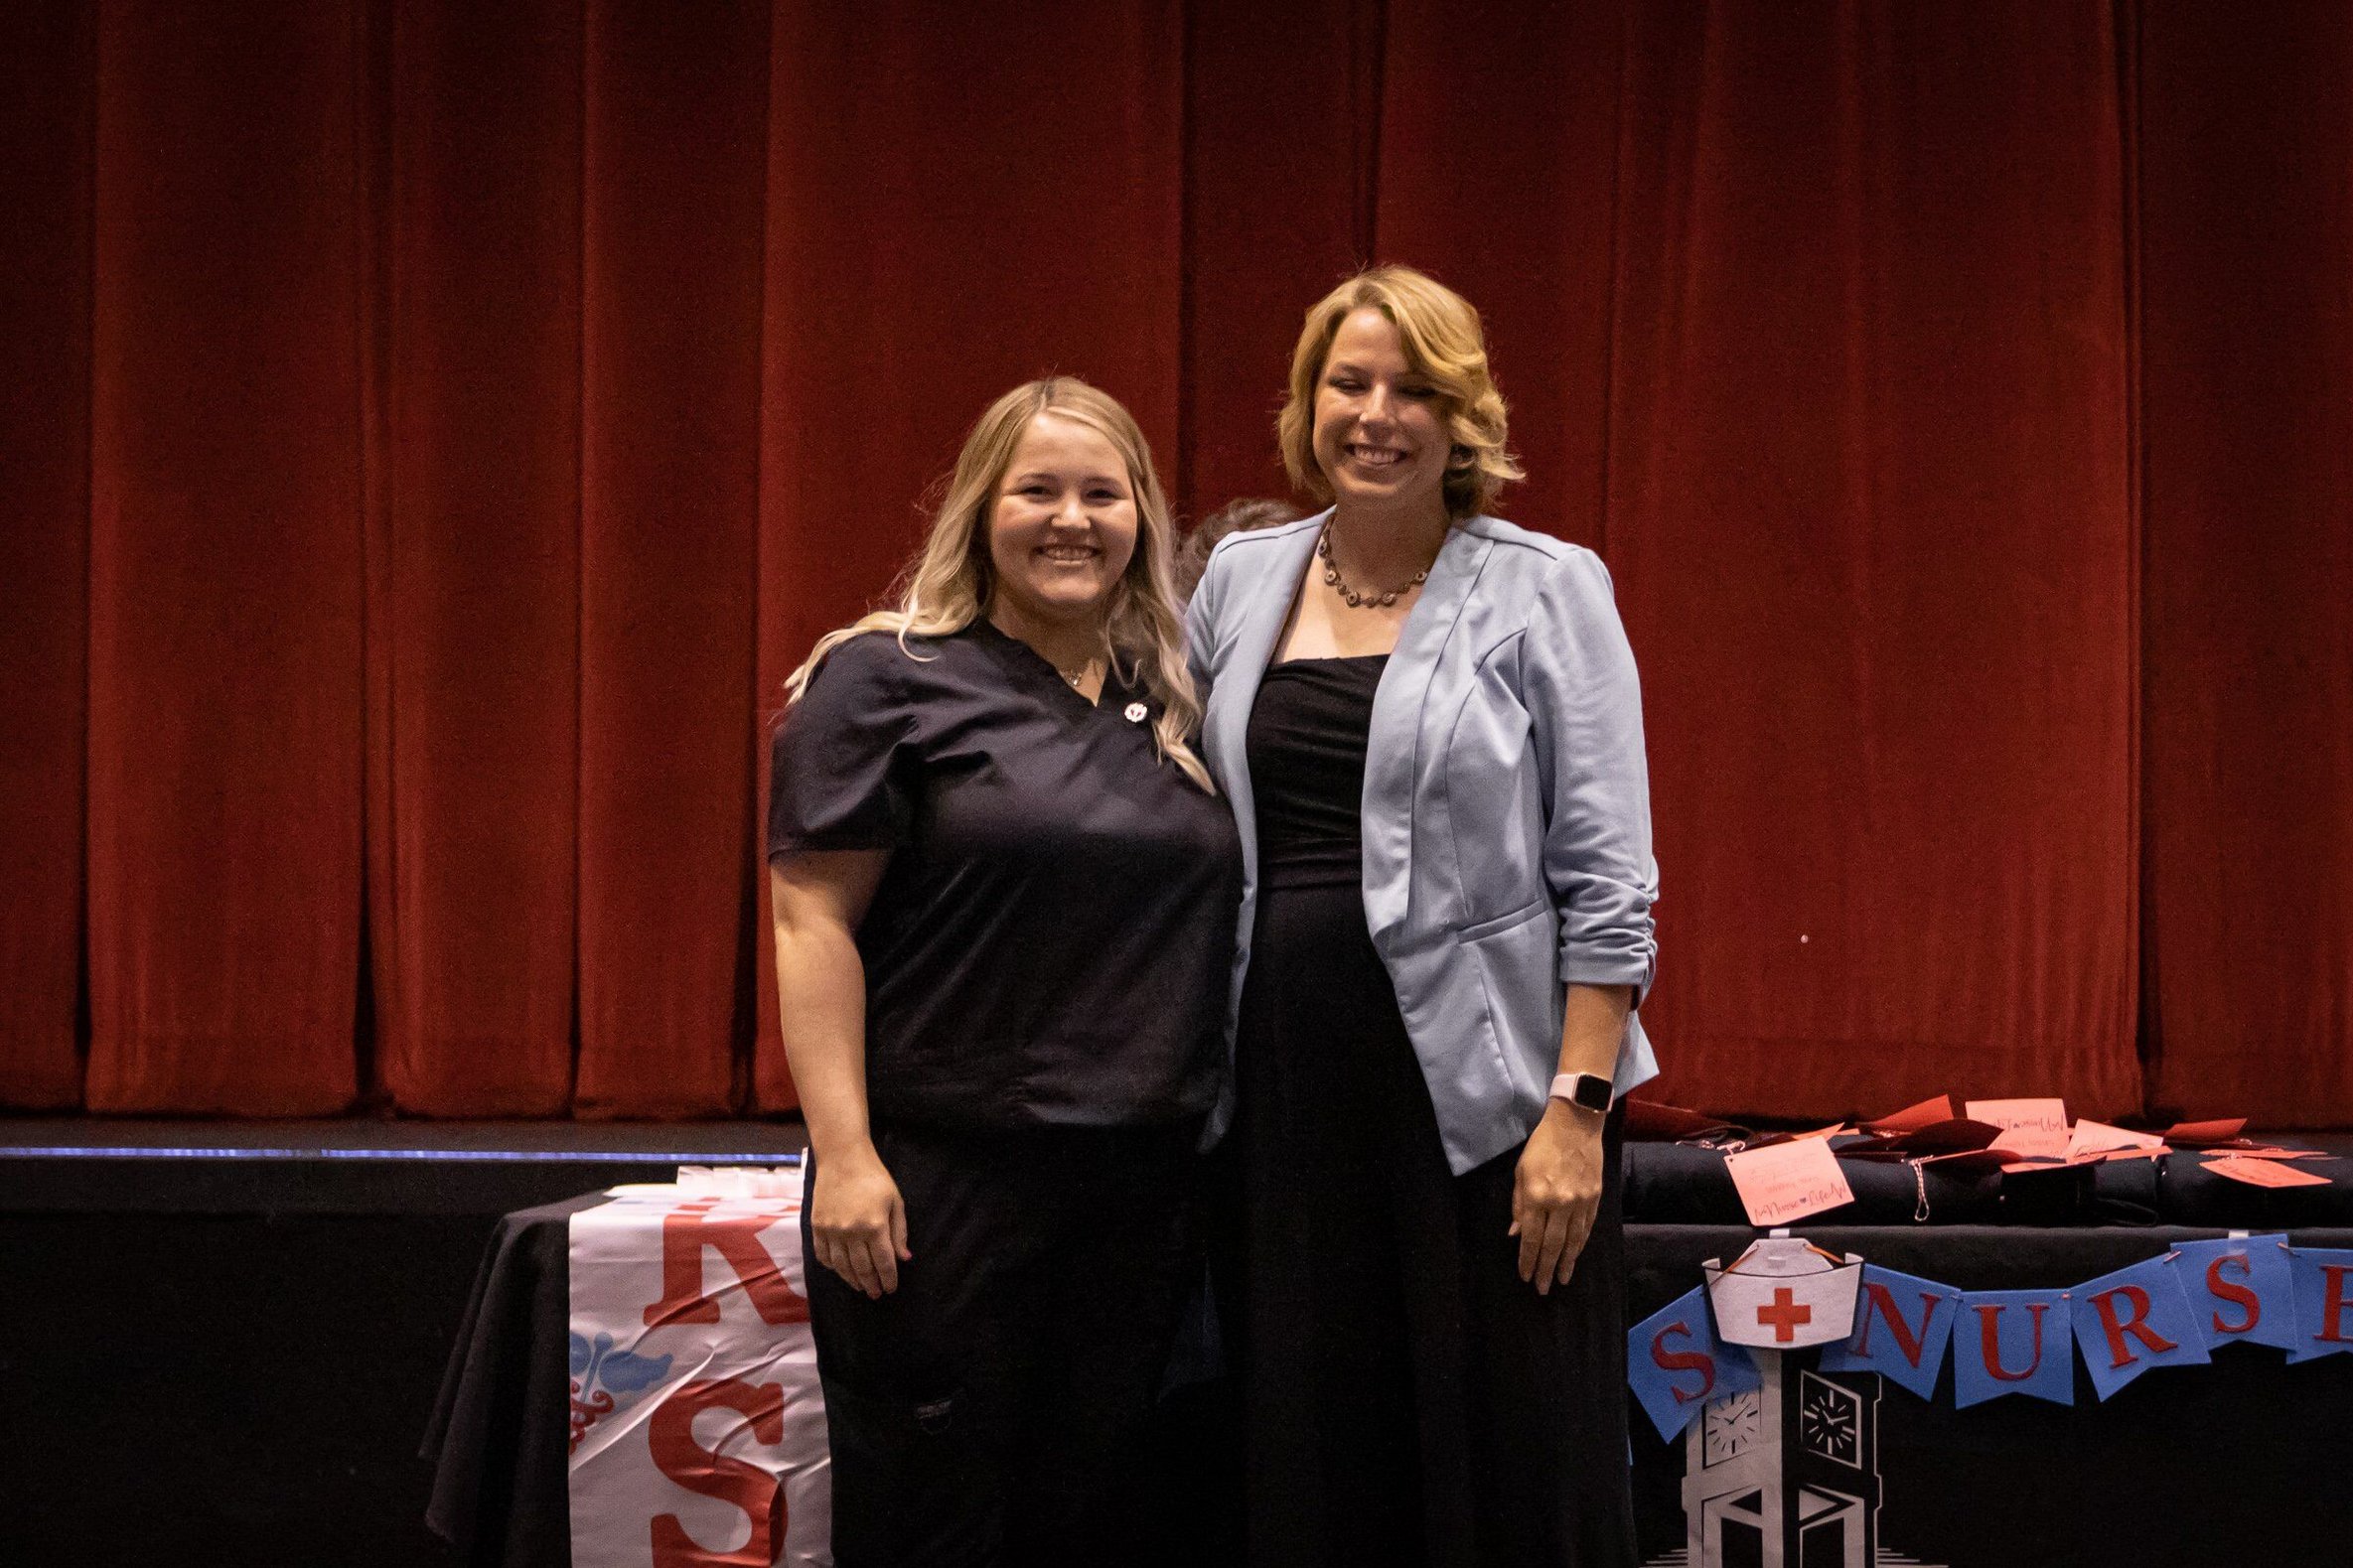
[84,1,367,1113]
[2137,0,2353,1126]
[1606,0,2140,1119]
[372,0,582,1114]
[752,0,1185,1108]
[1374,0,1626,551]
[3,1,2350,1124]
[0,1,92,1109]
[571,0,771,1119]
[1178,0,1380,522]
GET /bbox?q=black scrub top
[768,621,1243,1132]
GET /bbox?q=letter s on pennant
[1651,1320,1716,1406]
[2205,1253,2260,1337]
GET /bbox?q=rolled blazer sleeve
[1519,549,1659,1003]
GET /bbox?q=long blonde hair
[1277,264,1523,519]
[785,378,1213,792]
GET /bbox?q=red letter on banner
[650,1378,787,1568]
[1651,1321,1717,1405]
[2205,1254,2260,1337]
[1975,1301,2048,1381]
[2088,1285,2177,1368]
[1851,1282,1934,1367]
[644,1199,809,1327]
[2321,1265,2353,1344]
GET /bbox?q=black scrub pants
[802,1119,1201,1568]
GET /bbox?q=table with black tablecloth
[428,1148,2353,1568]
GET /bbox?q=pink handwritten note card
[2066,1119,2164,1159]
[2206,1155,2329,1189]
[1724,1138,1856,1226]
[1966,1098,2070,1160]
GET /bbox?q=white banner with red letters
[568,1177,830,1567]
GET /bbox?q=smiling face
[1311,307,1452,521]
[984,410,1139,635]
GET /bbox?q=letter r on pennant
[2089,1285,2178,1369]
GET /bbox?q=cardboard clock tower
[1681,1354,1882,1567]
[1678,1231,1885,1568]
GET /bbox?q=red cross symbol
[1757,1286,1813,1343]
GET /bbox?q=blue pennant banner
[1627,1286,1762,1442]
[2171,1235,2296,1353]
[1953,1289,2074,1408]
[2286,1245,2353,1363]
[2070,1255,2209,1400]
[1818,1264,1960,1399]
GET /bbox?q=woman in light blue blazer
[1188,265,1656,1568]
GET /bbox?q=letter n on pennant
[1820,1264,1958,1399]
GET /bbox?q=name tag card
[1724,1137,1856,1226]
[1966,1098,2069,1160]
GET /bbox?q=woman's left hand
[1510,1100,1606,1294]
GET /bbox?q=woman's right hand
[809,1144,911,1299]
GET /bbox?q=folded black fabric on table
[1620,1142,2353,1228]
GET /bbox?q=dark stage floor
[0,1116,809,1212]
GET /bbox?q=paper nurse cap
[1702,1228,1864,1349]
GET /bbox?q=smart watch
[1548,1070,1615,1114]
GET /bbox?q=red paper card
[1723,1138,1856,1226]
[2204,1155,2329,1189]
[1863,1095,1955,1134]
[1624,1100,1733,1142]
[2165,1118,2250,1145]
[1966,1098,2070,1160]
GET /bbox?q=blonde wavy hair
[785,377,1212,792]
[1277,264,1523,519]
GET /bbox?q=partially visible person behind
[1174,497,1303,602]
[768,377,1242,1567]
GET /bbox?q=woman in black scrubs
[768,378,1240,1567]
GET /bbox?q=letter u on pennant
[1954,1289,2073,1408]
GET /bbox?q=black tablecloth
[424,1195,606,1568]
[429,1195,2353,1567]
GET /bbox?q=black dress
[1222,655,1635,1568]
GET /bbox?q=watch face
[1572,1074,1613,1111]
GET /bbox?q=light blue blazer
[1186,511,1661,1174]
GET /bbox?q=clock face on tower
[1702,1389,1763,1466]
[1800,1372,1861,1467]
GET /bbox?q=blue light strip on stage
[0,1146,804,1163]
